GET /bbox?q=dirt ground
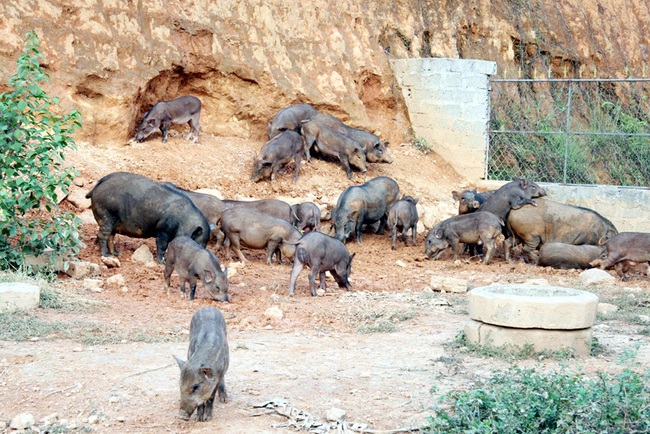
[1,129,650,433]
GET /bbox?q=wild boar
[424,212,503,265]
[311,113,393,164]
[333,176,400,243]
[287,231,355,296]
[291,202,321,233]
[135,95,201,143]
[174,306,229,422]
[452,188,495,215]
[387,195,419,250]
[85,172,210,262]
[251,130,304,182]
[164,236,229,302]
[599,232,650,279]
[506,198,618,263]
[267,103,318,139]
[220,207,302,264]
[221,198,292,223]
[538,243,604,270]
[301,119,367,179]
[477,178,546,223]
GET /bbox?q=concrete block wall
[391,58,497,181]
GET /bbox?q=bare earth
[1,130,649,433]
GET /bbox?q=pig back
[188,306,229,360]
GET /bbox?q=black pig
[291,202,321,233]
[267,103,318,139]
[387,195,419,250]
[252,130,304,182]
[135,95,201,143]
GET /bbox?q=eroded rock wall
[1,0,647,146]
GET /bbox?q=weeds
[348,307,416,334]
[411,137,432,154]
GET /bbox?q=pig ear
[434,229,443,239]
[451,191,460,201]
[349,252,356,262]
[519,178,528,188]
[204,270,214,283]
[173,355,186,369]
[191,226,204,240]
[148,118,156,126]
[200,367,214,380]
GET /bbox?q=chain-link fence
[487,78,650,186]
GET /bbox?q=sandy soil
[1,129,649,433]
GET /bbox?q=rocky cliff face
[1,0,647,146]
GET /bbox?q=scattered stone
[109,396,120,404]
[66,189,92,209]
[131,245,154,264]
[597,303,618,314]
[422,286,433,293]
[106,274,126,288]
[73,347,83,352]
[227,267,238,279]
[41,413,58,425]
[24,249,68,272]
[88,415,99,424]
[121,287,129,293]
[144,261,160,269]
[395,260,407,268]
[326,408,347,422]
[316,288,326,296]
[229,261,246,269]
[83,279,102,291]
[66,261,100,279]
[73,177,86,187]
[265,306,284,321]
[579,268,615,285]
[638,315,650,323]
[0,282,40,313]
[78,209,97,225]
[270,294,280,302]
[53,186,67,204]
[429,276,468,293]
[116,416,126,422]
[195,188,223,199]
[101,256,121,268]
[524,278,549,286]
[10,413,35,430]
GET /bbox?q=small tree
[0,30,82,271]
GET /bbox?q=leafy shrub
[424,365,650,433]
[0,31,82,271]
[412,136,432,154]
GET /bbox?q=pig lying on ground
[267,103,319,140]
[135,95,201,143]
[252,130,304,182]
[599,232,650,279]
[425,211,503,265]
[85,172,210,262]
[220,207,302,264]
[333,176,400,243]
[174,306,229,422]
[291,202,321,233]
[538,243,604,270]
[164,236,229,302]
[387,196,419,250]
[287,231,355,296]
[506,198,617,263]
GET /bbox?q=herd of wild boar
[82,98,649,422]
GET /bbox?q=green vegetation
[424,365,650,433]
[0,30,82,272]
[348,306,415,333]
[412,136,432,154]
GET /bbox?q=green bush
[424,365,650,433]
[0,30,82,271]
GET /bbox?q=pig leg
[449,238,461,261]
[613,261,628,280]
[188,276,198,300]
[292,153,301,181]
[319,271,327,290]
[180,280,187,298]
[308,267,320,296]
[483,238,496,265]
[266,239,282,265]
[288,258,305,296]
[163,258,175,296]
[160,118,172,142]
[187,115,200,142]
[302,134,315,162]
[411,226,417,246]
[390,225,397,250]
[402,226,410,246]
[228,234,248,263]
[376,214,388,235]
[338,154,354,179]
[217,377,228,403]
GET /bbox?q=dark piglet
[164,236,229,302]
[452,188,495,215]
[301,119,367,179]
[538,243,604,270]
[220,207,302,264]
[267,103,318,139]
[85,172,210,262]
[387,195,419,250]
[477,178,546,222]
[174,306,229,422]
[425,211,503,265]
[599,232,650,279]
[288,231,355,296]
[333,176,400,243]
[311,113,393,163]
[252,130,304,182]
[135,95,201,143]
[291,202,321,233]
[506,198,618,263]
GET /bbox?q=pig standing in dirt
[452,188,495,215]
[219,207,302,264]
[267,103,319,139]
[333,176,400,243]
[174,306,229,422]
[300,119,367,178]
[164,236,229,302]
[135,95,201,143]
[287,231,355,296]
[251,130,304,182]
[387,195,419,250]
[538,243,604,270]
[85,172,210,262]
[599,232,650,279]
[311,113,393,164]
[506,198,618,263]
[424,211,503,265]
[291,202,321,233]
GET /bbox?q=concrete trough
[0,282,40,312]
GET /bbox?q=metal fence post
[562,81,574,184]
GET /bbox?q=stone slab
[464,319,593,357]
[0,283,40,312]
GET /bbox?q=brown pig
[174,306,229,422]
[599,232,650,279]
[164,236,229,302]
